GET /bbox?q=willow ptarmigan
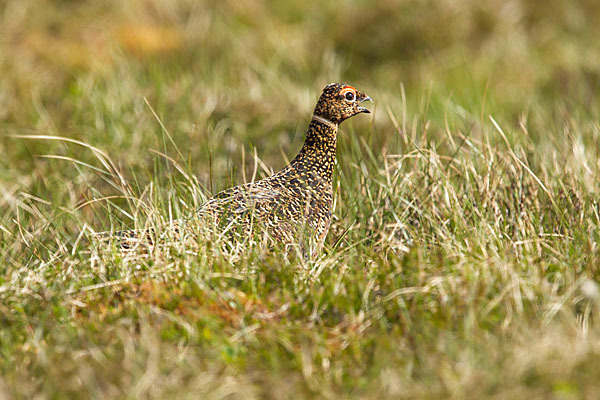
[108,83,371,253]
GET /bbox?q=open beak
[357,95,373,114]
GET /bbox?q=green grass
[1,0,600,398]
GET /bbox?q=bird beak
[357,95,372,114]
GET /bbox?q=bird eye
[345,91,356,101]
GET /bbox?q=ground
[1,0,600,398]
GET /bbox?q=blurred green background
[2,0,599,193]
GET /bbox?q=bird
[100,83,372,254]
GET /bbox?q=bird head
[313,83,372,124]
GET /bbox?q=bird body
[197,120,336,247]
[104,83,371,254]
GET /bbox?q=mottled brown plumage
[103,83,372,253]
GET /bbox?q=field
[1,0,600,398]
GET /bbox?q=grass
[1,0,600,398]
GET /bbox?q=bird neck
[290,116,338,183]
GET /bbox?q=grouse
[102,83,372,253]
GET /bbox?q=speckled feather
[104,83,371,252]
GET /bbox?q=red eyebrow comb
[340,86,356,95]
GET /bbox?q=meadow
[1,0,600,398]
